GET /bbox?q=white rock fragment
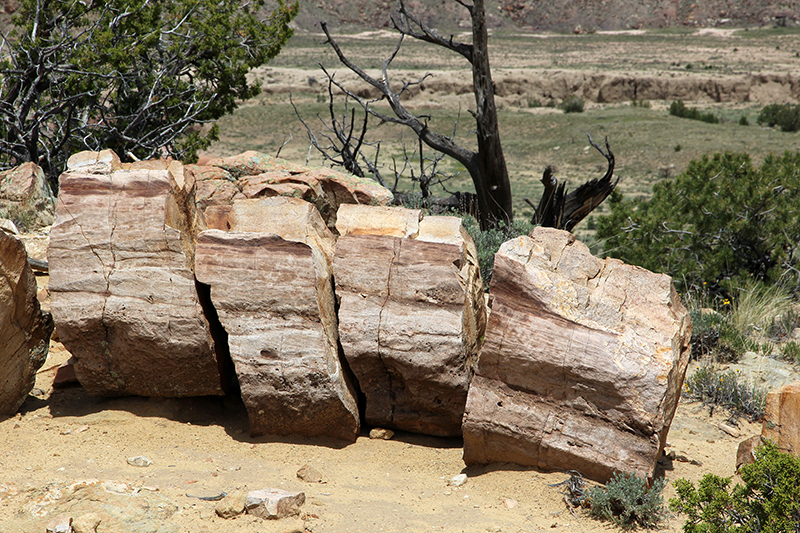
[246,489,305,519]
[449,473,468,487]
[126,456,153,467]
[368,428,395,440]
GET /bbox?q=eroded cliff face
[288,0,794,33]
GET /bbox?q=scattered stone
[194,198,359,441]
[0,230,53,416]
[334,205,486,437]
[46,513,73,533]
[449,474,468,487]
[48,151,224,397]
[762,381,800,456]
[504,498,518,509]
[126,456,152,467]
[717,422,740,438]
[737,435,761,470]
[215,490,247,519]
[674,454,703,466]
[0,217,19,235]
[297,464,326,483]
[52,359,78,388]
[71,512,101,533]
[368,428,395,440]
[462,228,692,484]
[246,489,305,520]
[186,491,227,501]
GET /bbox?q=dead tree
[319,0,512,230]
[529,134,618,232]
[317,0,617,231]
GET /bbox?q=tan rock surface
[462,227,692,483]
[0,231,53,415]
[762,381,800,456]
[189,152,393,232]
[48,152,223,397]
[333,206,485,437]
[194,198,359,441]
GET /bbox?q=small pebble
[369,428,395,440]
[449,473,468,487]
[126,456,152,467]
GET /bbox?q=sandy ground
[0,275,782,533]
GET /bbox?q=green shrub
[596,151,800,295]
[669,100,720,124]
[586,472,667,529]
[462,216,533,288]
[758,103,800,132]
[739,115,750,126]
[670,441,800,533]
[559,96,585,113]
[683,366,766,421]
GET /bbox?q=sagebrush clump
[586,472,667,529]
[683,366,766,421]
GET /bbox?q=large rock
[462,227,691,483]
[762,381,800,457]
[0,230,53,415]
[333,204,486,437]
[194,197,360,441]
[0,162,56,230]
[48,150,225,397]
[189,151,393,232]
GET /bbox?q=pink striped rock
[462,227,691,483]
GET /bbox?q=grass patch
[683,366,766,422]
[462,216,533,288]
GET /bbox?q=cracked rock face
[194,197,359,441]
[188,150,394,233]
[462,227,692,483]
[48,151,223,397]
[0,230,53,415]
[333,205,486,437]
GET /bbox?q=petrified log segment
[0,231,54,415]
[189,151,393,232]
[333,204,485,437]
[762,381,800,456]
[462,227,691,483]
[194,198,359,441]
[48,151,223,397]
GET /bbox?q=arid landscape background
[3,2,800,532]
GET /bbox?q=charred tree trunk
[529,135,617,232]
[466,0,513,228]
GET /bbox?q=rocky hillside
[1,0,796,37]
[289,0,798,32]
